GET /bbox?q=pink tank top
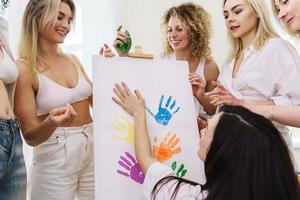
[36,68,92,116]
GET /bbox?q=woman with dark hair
[0,0,27,199]
[112,82,300,200]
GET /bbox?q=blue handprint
[146,95,180,126]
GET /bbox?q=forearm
[242,99,275,106]
[22,117,58,147]
[134,111,156,173]
[272,106,300,128]
[196,94,216,115]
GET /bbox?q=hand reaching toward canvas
[153,133,182,162]
[146,95,180,126]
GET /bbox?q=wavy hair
[19,0,75,80]
[161,2,212,60]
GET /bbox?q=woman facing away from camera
[0,0,27,199]
[14,0,94,199]
[112,82,300,200]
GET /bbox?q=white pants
[28,123,94,200]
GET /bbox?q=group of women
[0,0,299,199]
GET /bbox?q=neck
[175,49,193,61]
[39,37,59,57]
[241,28,257,50]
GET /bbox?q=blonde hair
[223,0,278,60]
[271,1,300,36]
[161,2,212,60]
[19,0,75,76]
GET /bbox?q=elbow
[22,132,40,147]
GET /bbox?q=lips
[286,17,294,25]
[171,40,181,46]
[56,29,67,37]
[230,25,240,31]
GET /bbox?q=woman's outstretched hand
[112,82,145,116]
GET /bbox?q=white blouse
[218,37,300,150]
[143,162,206,200]
[219,37,300,106]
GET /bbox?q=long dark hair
[151,106,300,200]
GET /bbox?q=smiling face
[223,0,258,40]
[274,0,300,32]
[40,2,73,44]
[198,112,222,161]
[167,16,190,53]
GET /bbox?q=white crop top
[36,67,92,116]
[0,17,18,107]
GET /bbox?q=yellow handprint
[113,115,135,145]
[153,133,182,162]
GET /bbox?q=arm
[112,82,156,173]
[14,60,77,146]
[70,54,93,107]
[247,105,300,128]
[207,81,274,107]
[200,59,219,115]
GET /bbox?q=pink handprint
[116,152,145,184]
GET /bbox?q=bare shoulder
[16,59,31,76]
[204,59,219,81]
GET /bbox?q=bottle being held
[114,25,132,56]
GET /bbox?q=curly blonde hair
[161,2,212,60]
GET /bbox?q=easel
[128,45,154,59]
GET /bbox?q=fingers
[50,106,66,116]
[121,82,132,97]
[99,44,115,57]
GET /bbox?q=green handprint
[171,161,187,178]
[113,115,135,145]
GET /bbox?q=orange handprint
[153,133,182,162]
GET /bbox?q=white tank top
[36,67,92,116]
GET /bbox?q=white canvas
[93,56,205,199]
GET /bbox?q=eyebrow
[59,11,73,20]
[224,4,243,13]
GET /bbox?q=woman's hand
[206,81,243,106]
[112,82,145,116]
[189,72,206,99]
[48,103,77,126]
[99,43,115,57]
[113,31,130,57]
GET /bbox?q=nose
[278,9,287,21]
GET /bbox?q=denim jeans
[0,119,27,200]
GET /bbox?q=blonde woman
[207,0,300,154]
[108,3,219,117]
[14,0,94,199]
[246,0,300,127]
[0,0,26,199]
